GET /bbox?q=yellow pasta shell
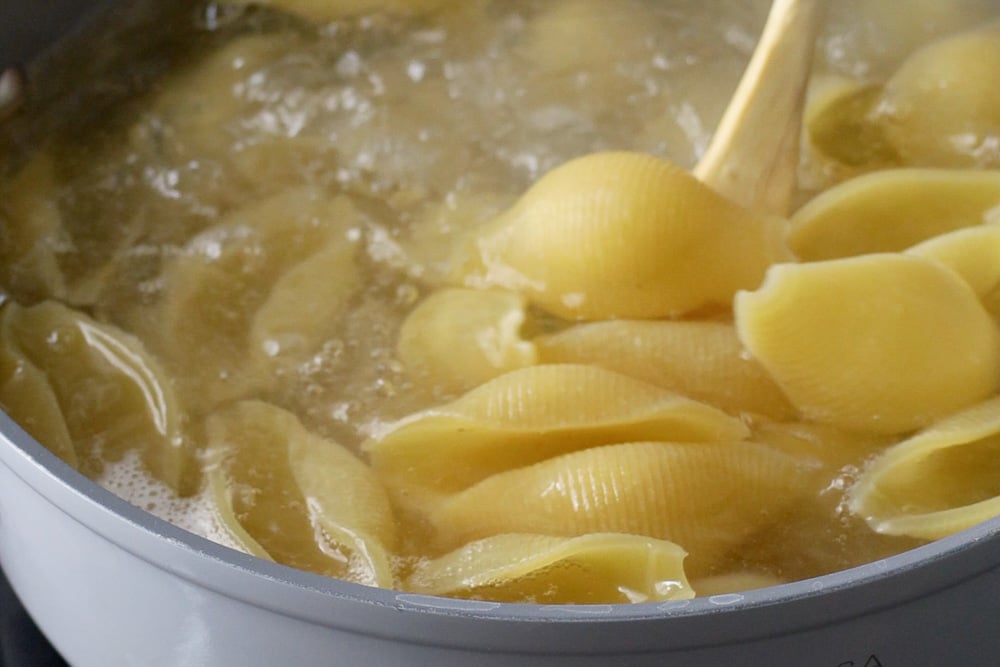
[735,254,1000,434]
[789,169,1000,261]
[536,319,795,420]
[906,222,1000,302]
[430,441,810,571]
[366,364,750,499]
[2,300,197,494]
[452,151,791,320]
[207,400,397,587]
[406,533,693,604]
[849,395,1000,540]
[882,25,1000,167]
[0,303,77,467]
[397,288,537,394]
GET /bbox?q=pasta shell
[802,77,898,182]
[906,223,1000,302]
[157,187,358,410]
[0,303,76,467]
[397,288,537,394]
[207,400,397,587]
[849,395,1000,540]
[735,254,1000,434]
[205,460,275,562]
[451,151,791,320]
[536,319,795,420]
[430,441,810,571]
[0,153,69,304]
[789,169,1000,261]
[406,533,692,604]
[2,301,197,494]
[249,236,361,377]
[881,25,1000,167]
[366,364,750,499]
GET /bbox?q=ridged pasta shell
[366,364,750,499]
[0,303,76,467]
[206,400,397,587]
[789,169,1000,261]
[406,533,693,604]
[430,441,810,571]
[881,25,1000,167]
[2,300,197,494]
[735,254,1000,434]
[535,319,795,420]
[451,151,792,320]
[157,187,358,410]
[397,288,537,394]
[848,395,1000,540]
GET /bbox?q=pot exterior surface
[4,416,1000,665]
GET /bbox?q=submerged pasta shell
[452,152,791,320]
[249,237,360,377]
[397,288,537,394]
[789,169,1000,261]
[206,400,397,587]
[407,533,693,604]
[849,395,1000,540]
[430,441,810,571]
[536,319,795,420]
[802,77,898,181]
[205,462,275,562]
[749,419,892,474]
[158,187,359,410]
[0,154,68,304]
[0,304,76,467]
[735,254,1000,434]
[882,25,1000,167]
[366,364,750,499]
[2,300,196,494]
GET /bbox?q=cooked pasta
[4,0,1000,604]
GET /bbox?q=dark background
[0,568,69,667]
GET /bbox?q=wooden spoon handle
[693,0,827,215]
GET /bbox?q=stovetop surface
[0,568,68,667]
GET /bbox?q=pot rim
[3,408,1000,656]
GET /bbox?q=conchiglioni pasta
[0,300,197,494]
[536,319,795,420]
[406,533,693,604]
[849,396,1000,540]
[366,364,749,500]
[397,288,537,394]
[735,254,1000,434]
[451,151,792,320]
[5,0,1000,605]
[207,400,397,587]
[430,441,812,572]
[788,169,1000,261]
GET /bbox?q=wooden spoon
[693,0,828,216]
